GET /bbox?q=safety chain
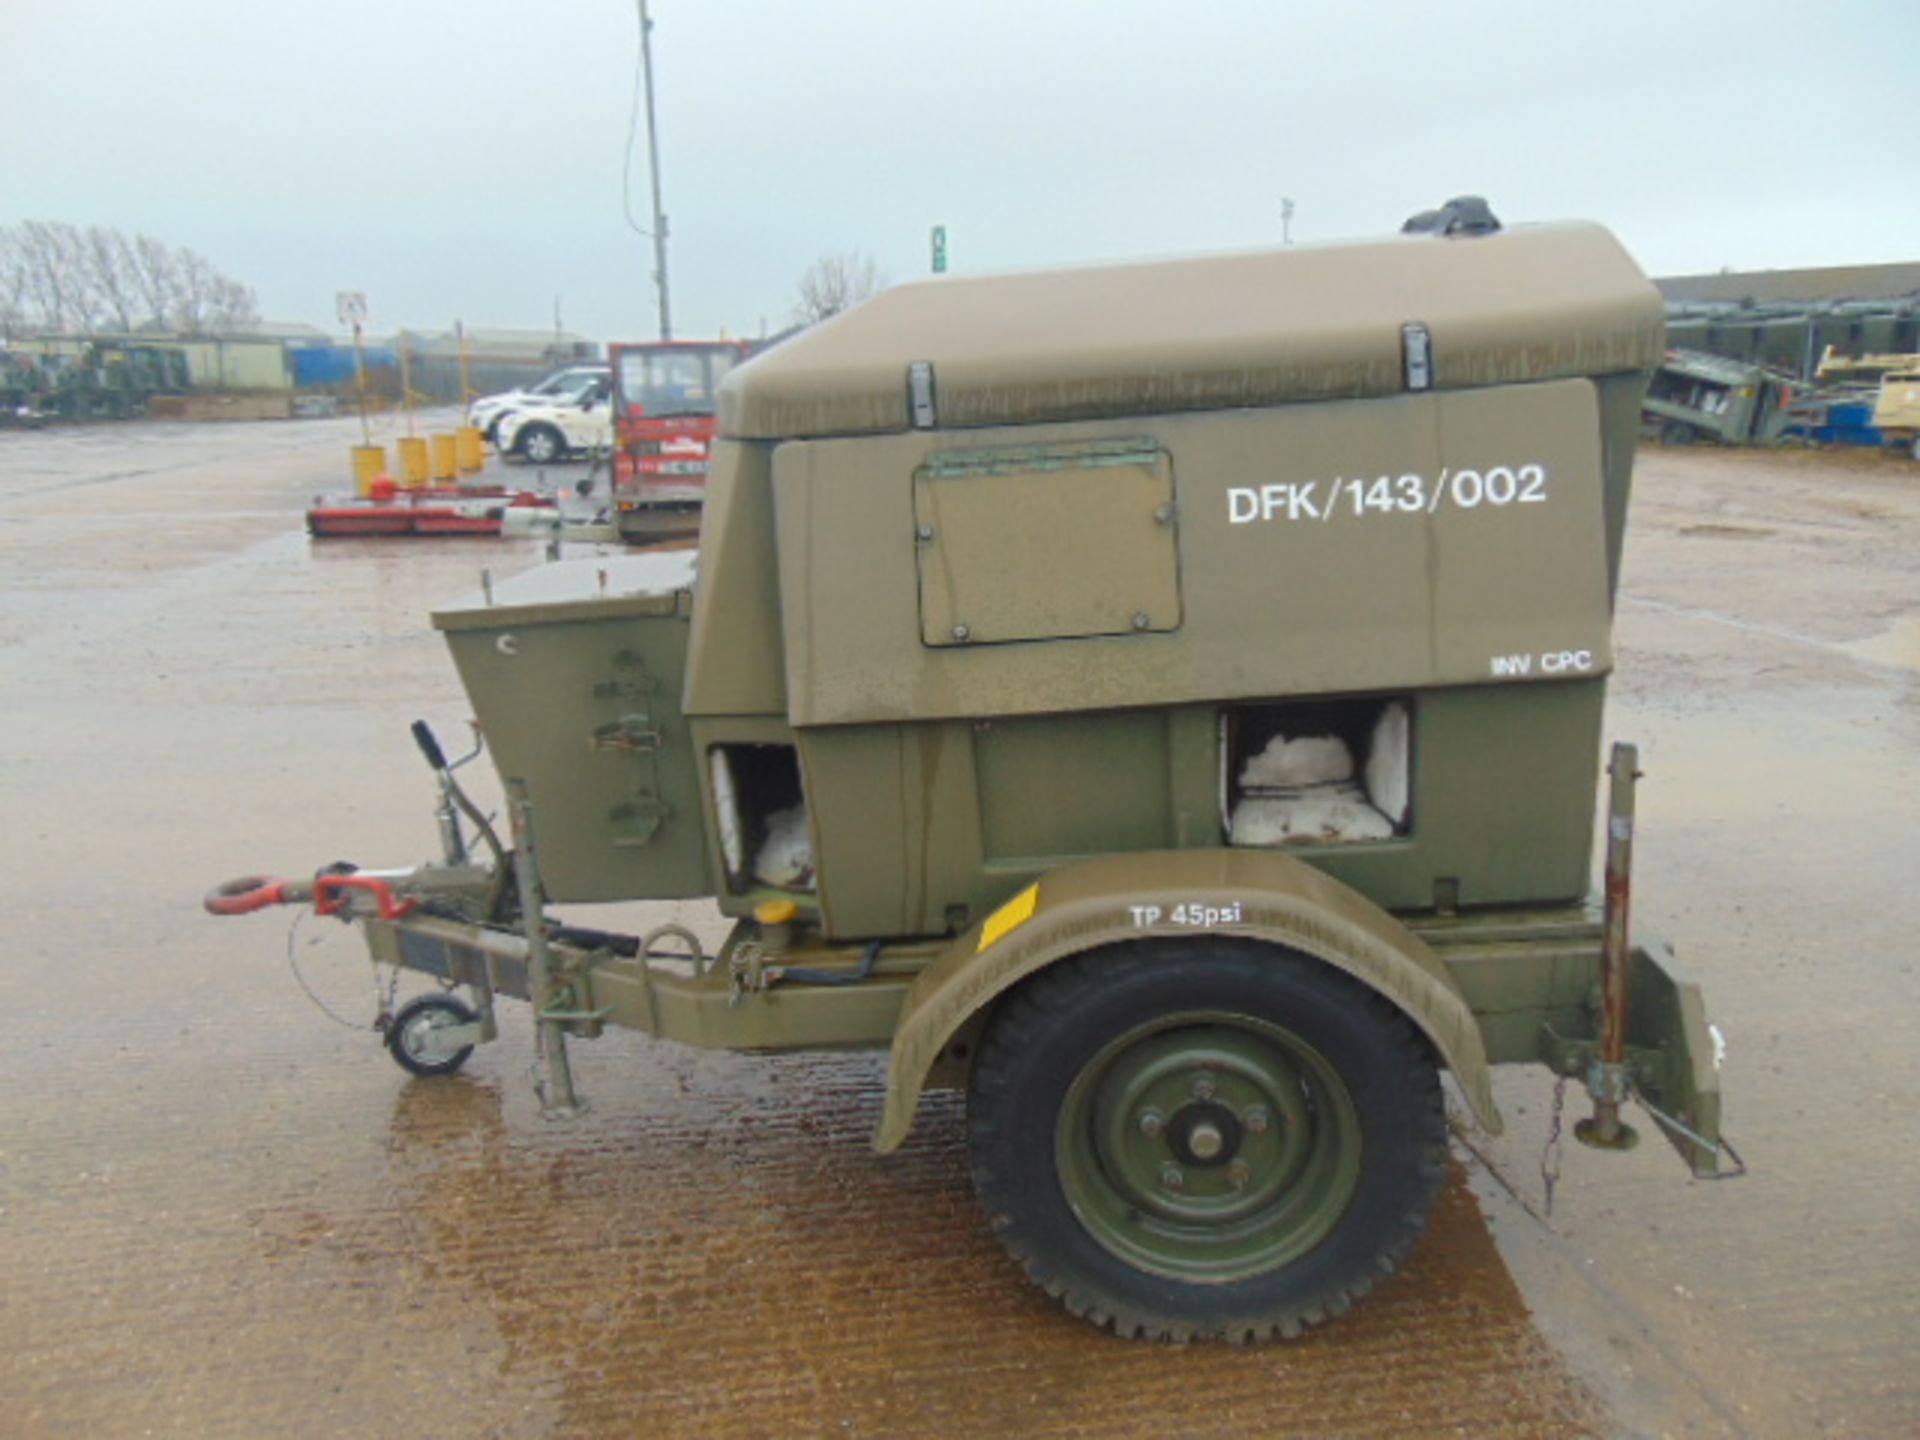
[374,959,401,1031]
[1541,1074,1567,1216]
[727,942,767,1007]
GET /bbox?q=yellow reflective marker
[978,883,1039,952]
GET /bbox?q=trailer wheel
[517,424,565,465]
[967,937,1445,1341]
[385,994,478,1078]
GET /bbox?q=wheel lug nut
[1191,1073,1216,1101]
[1242,1107,1270,1135]
[1160,1164,1185,1191]
[1137,1109,1165,1139]
[1227,1160,1251,1191]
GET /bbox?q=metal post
[456,320,472,408]
[638,0,672,340]
[1577,742,1641,1151]
[351,319,370,447]
[398,329,414,437]
[424,742,493,1040]
[506,779,583,1117]
[432,770,468,867]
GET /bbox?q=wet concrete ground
[1,416,1914,1437]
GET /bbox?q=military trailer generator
[1642,346,1797,446]
[210,209,1737,1341]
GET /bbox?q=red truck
[608,339,753,543]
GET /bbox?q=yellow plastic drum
[455,425,485,474]
[430,433,458,482]
[351,444,387,497]
[397,436,431,489]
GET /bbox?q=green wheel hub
[1055,1012,1363,1282]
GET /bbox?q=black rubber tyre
[967,937,1445,1341]
[517,424,565,465]
[385,994,477,1078]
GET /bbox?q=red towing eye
[203,875,289,916]
[203,873,416,920]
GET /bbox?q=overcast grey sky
[4,0,1914,342]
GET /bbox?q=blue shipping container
[289,345,398,388]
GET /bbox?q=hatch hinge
[908,361,938,429]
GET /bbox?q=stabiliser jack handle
[412,719,449,773]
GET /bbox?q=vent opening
[709,743,814,892]
[1223,698,1411,847]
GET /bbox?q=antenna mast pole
[639,0,672,340]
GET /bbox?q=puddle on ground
[1608,695,1910,830]
[1678,523,1777,540]
[1843,612,1920,671]
[345,1052,1605,1438]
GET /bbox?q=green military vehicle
[1643,347,1797,445]
[1,348,52,422]
[39,342,191,419]
[211,206,1736,1341]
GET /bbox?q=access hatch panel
[913,439,1181,647]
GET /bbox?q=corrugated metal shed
[397,327,600,360]
[1657,262,1920,306]
[170,339,291,391]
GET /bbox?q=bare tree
[169,247,214,335]
[0,231,29,338]
[0,221,260,335]
[20,221,112,332]
[17,221,76,332]
[205,274,260,333]
[127,233,177,330]
[59,226,109,335]
[81,226,140,333]
[791,251,886,326]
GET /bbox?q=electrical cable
[769,940,883,988]
[284,908,369,1030]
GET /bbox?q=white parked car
[465,364,608,443]
[495,377,614,464]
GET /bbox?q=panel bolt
[1160,1164,1185,1191]
[1191,1073,1216,1101]
[1132,612,1151,631]
[952,624,970,641]
[916,524,934,542]
[1137,1109,1165,1139]
[1242,1106,1270,1135]
[1154,504,1175,525]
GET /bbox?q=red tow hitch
[312,874,416,921]
[203,872,415,921]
